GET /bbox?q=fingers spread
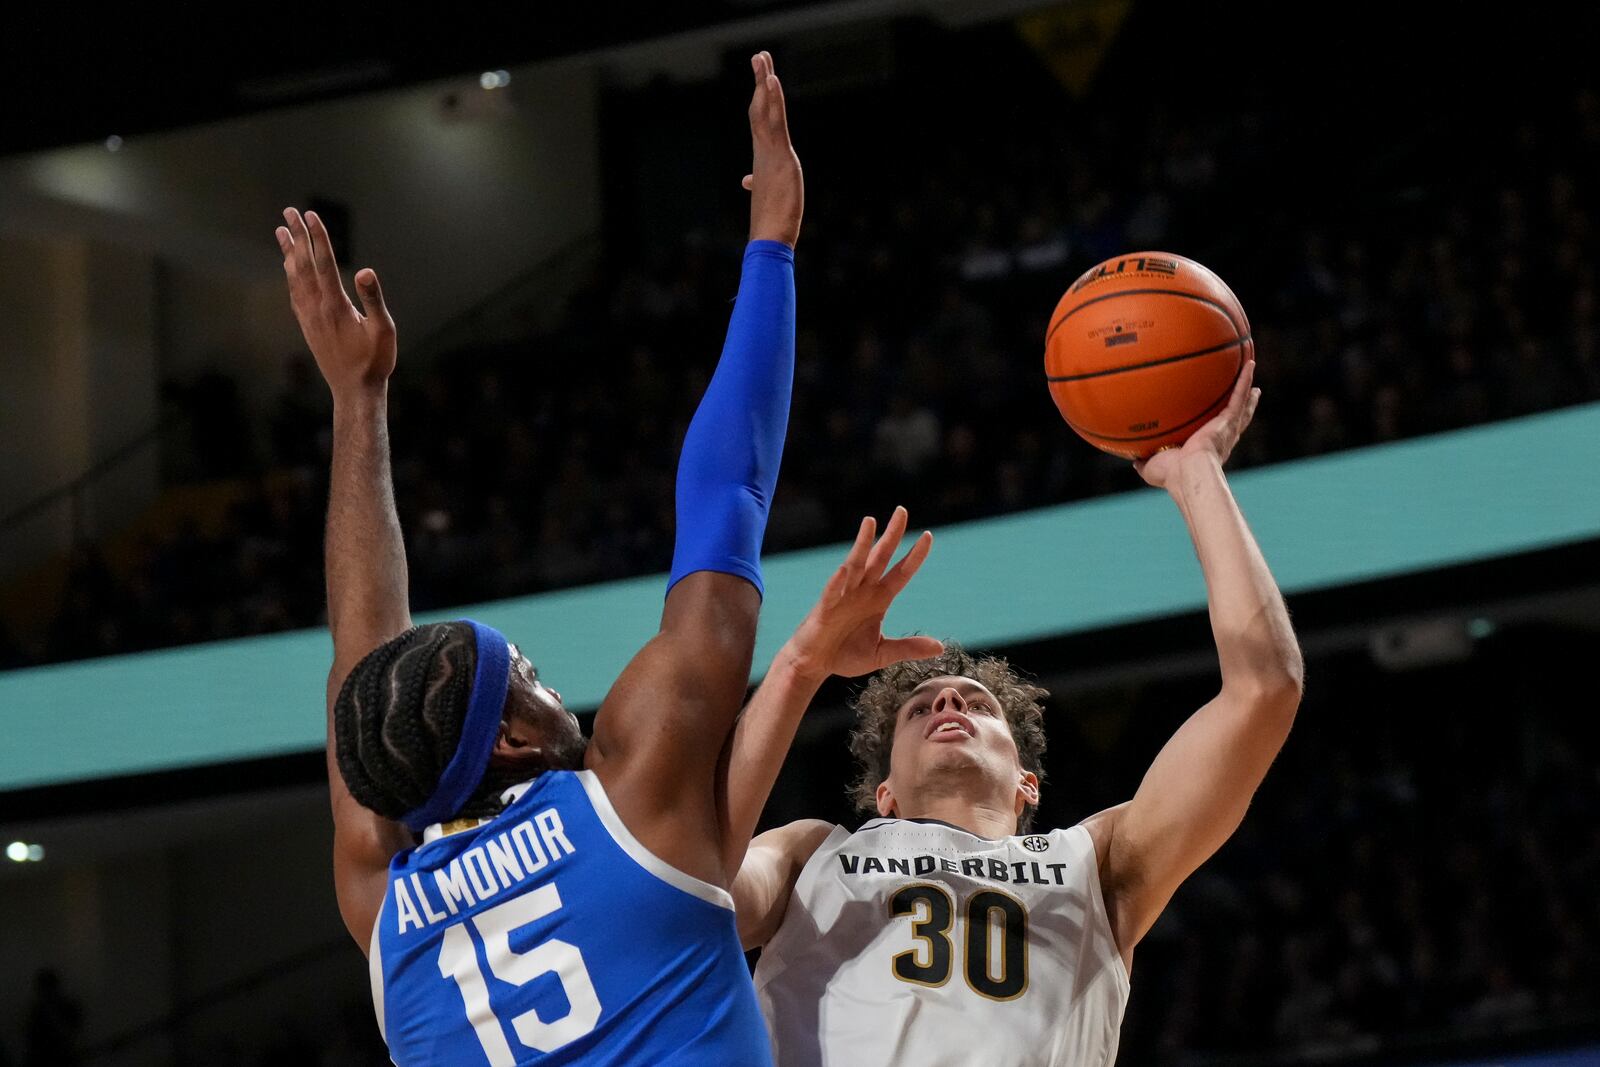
[841,515,875,589]
[821,561,853,602]
[306,211,359,317]
[284,208,314,278]
[883,530,933,594]
[851,514,876,556]
[879,634,946,667]
[306,211,340,278]
[865,506,908,577]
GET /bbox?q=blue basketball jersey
[370,769,772,1066]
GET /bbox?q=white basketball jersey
[755,818,1129,1067]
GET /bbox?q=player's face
[501,646,586,771]
[880,675,1032,818]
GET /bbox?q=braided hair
[333,622,513,824]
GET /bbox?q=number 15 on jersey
[438,884,602,1064]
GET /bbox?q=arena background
[2,2,1597,1064]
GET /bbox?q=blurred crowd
[1092,632,1600,1062]
[16,66,1599,669]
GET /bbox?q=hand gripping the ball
[1134,359,1261,489]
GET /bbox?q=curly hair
[847,645,1050,833]
[333,622,522,825]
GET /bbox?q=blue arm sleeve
[667,239,796,598]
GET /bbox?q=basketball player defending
[725,362,1304,1065]
[275,54,822,1066]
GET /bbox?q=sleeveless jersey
[371,769,772,1066]
[754,818,1129,1067]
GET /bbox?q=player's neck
[894,796,1019,841]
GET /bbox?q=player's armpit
[327,754,411,949]
[324,668,413,949]
[1078,803,1131,970]
[583,571,761,883]
[589,571,760,775]
[733,820,834,950]
[332,821,402,950]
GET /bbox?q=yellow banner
[1016,0,1133,98]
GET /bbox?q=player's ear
[875,781,898,819]
[1016,771,1040,813]
[489,717,541,766]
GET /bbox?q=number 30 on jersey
[889,883,1028,1000]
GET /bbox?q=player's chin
[547,732,589,773]
[922,740,985,771]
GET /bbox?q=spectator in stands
[22,43,1600,733]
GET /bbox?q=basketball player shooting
[726,361,1304,1066]
[274,53,818,1066]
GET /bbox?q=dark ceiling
[2,3,818,156]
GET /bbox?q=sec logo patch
[1021,835,1050,853]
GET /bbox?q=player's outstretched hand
[275,207,396,398]
[1135,359,1261,489]
[782,507,942,685]
[742,50,803,248]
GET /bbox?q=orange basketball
[1044,252,1252,460]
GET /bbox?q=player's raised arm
[722,510,938,864]
[275,208,414,942]
[724,510,939,946]
[1085,359,1304,963]
[583,52,805,885]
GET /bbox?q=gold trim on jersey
[962,886,1030,1002]
[437,816,488,838]
[885,882,1031,1000]
[888,883,954,988]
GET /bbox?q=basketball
[1044,252,1253,460]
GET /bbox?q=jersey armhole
[1068,824,1133,992]
[753,823,847,992]
[367,908,388,1043]
[575,769,735,910]
[788,823,849,904]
